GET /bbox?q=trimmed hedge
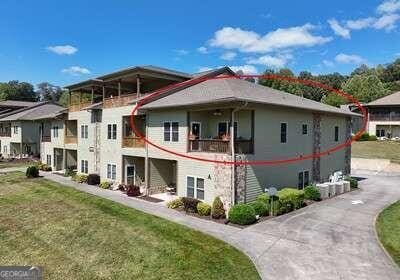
[211,197,225,219]
[197,202,211,216]
[304,186,321,201]
[167,198,183,209]
[228,203,256,225]
[73,174,88,183]
[248,200,268,216]
[26,165,39,178]
[277,188,305,214]
[87,174,100,185]
[182,197,200,213]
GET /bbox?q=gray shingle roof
[142,78,359,117]
[366,91,400,106]
[0,100,42,107]
[0,103,66,121]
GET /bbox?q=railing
[41,135,51,142]
[103,94,138,109]
[122,137,145,148]
[0,132,11,137]
[189,139,230,153]
[235,139,254,154]
[369,114,400,121]
[65,135,78,144]
[69,101,92,112]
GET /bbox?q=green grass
[0,172,260,280]
[352,141,400,162]
[376,200,400,267]
[0,161,32,169]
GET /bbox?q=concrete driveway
[228,173,400,280]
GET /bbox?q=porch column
[118,80,121,97]
[20,142,23,158]
[91,87,94,103]
[136,75,141,98]
[68,91,72,106]
[62,149,66,170]
[78,92,82,108]
[102,85,106,102]
[312,113,321,182]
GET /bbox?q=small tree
[211,197,225,219]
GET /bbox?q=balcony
[65,136,77,144]
[0,131,11,137]
[122,115,146,148]
[103,94,138,109]
[69,101,92,112]
[122,137,145,148]
[41,135,51,142]
[188,139,253,154]
[370,113,400,121]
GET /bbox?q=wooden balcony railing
[188,139,253,154]
[41,135,51,142]
[0,132,11,137]
[103,94,137,109]
[65,135,78,144]
[69,101,93,112]
[122,137,145,148]
[369,114,400,121]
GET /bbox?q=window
[302,124,308,135]
[187,176,205,199]
[81,160,88,174]
[53,126,59,138]
[13,126,18,134]
[334,126,339,142]
[3,145,7,154]
[298,170,310,189]
[107,164,117,180]
[164,122,179,142]
[46,155,51,166]
[107,124,117,140]
[81,125,88,139]
[376,129,385,137]
[280,123,287,143]
[217,122,238,138]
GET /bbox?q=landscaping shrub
[256,193,270,204]
[197,202,211,216]
[167,198,183,209]
[369,135,377,141]
[42,164,52,171]
[277,188,305,214]
[99,181,111,189]
[357,132,370,141]
[73,174,88,183]
[211,196,225,219]
[228,203,256,225]
[304,186,321,201]
[65,168,76,177]
[26,165,39,178]
[345,176,358,188]
[181,197,200,213]
[126,185,140,197]
[249,200,268,216]
[87,174,100,185]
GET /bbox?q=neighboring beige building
[40,65,357,208]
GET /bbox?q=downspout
[230,101,248,207]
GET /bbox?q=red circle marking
[130,74,367,166]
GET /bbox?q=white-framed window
[376,129,385,137]
[107,164,117,180]
[280,122,287,143]
[53,126,59,138]
[81,160,88,174]
[13,125,18,134]
[164,122,179,142]
[107,124,117,140]
[298,170,310,189]
[302,124,308,135]
[334,126,339,142]
[46,155,51,166]
[186,176,205,200]
[217,121,238,138]
[81,125,88,139]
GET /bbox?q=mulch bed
[137,196,164,203]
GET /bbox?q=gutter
[230,101,248,207]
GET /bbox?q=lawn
[376,200,400,267]
[0,172,260,280]
[0,160,34,169]
[351,141,400,162]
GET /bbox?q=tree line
[0,58,399,108]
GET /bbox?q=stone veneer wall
[344,117,352,175]
[312,113,321,182]
[213,154,233,210]
[235,154,246,204]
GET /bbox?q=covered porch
[122,115,146,148]
[53,148,77,171]
[187,108,254,154]
[64,120,78,144]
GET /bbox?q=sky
[0,0,399,87]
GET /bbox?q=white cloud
[220,51,237,61]
[247,53,292,68]
[322,59,335,67]
[228,65,258,74]
[328,19,350,39]
[373,13,400,30]
[46,45,77,55]
[335,53,366,64]
[197,66,214,72]
[62,66,91,76]
[174,49,189,55]
[377,0,400,14]
[197,46,208,54]
[346,17,375,29]
[209,24,331,53]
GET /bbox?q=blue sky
[0,0,399,87]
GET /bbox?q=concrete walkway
[2,168,399,279]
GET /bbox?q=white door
[125,165,136,186]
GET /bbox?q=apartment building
[0,101,65,158]
[41,65,357,208]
